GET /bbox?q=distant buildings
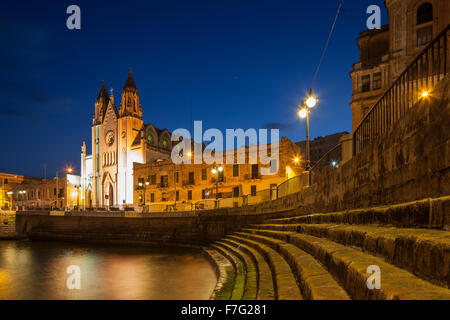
[296,132,349,169]
[10,174,81,210]
[0,173,26,209]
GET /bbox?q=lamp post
[211,165,223,208]
[298,89,318,186]
[138,179,150,210]
[19,190,26,209]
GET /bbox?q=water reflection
[0,241,216,300]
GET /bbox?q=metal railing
[354,24,449,155]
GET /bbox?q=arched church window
[417,3,433,25]
[147,134,153,144]
[162,139,168,148]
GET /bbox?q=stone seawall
[15,210,281,246]
[0,211,18,239]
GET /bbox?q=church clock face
[106,131,115,146]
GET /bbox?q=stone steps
[204,249,236,300]
[265,197,450,229]
[226,234,302,300]
[220,238,275,300]
[215,241,258,300]
[211,243,246,300]
[241,228,450,300]
[233,232,350,300]
[249,222,450,288]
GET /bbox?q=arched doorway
[108,183,114,207]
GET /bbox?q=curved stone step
[234,231,350,300]
[221,238,275,300]
[204,248,236,300]
[227,235,303,300]
[242,229,450,300]
[211,243,246,300]
[215,241,258,300]
[251,223,450,288]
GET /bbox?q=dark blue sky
[0,0,387,177]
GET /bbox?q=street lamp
[19,190,26,209]
[138,179,150,209]
[298,88,318,186]
[211,165,223,208]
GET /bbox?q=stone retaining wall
[0,210,18,239]
[15,195,449,246]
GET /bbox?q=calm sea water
[0,240,216,300]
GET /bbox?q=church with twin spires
[80,68,173,208]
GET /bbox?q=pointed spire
[123,67,137,90]
[97,80,109,100]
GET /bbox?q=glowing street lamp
[19,190,26,208]
[297,88,318,186]
[211,165,223,206]
[138,179,150,207]
[421,91,429,98]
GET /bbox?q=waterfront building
[0,173,25,209]
[11,174,81,210]
[133,137,303,211]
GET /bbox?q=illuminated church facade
[80,68,173,208]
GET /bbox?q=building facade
[350,0,450,132]
[10,174,82,210]
[81,68,173,208]
[0,173,25,209]
[133,137,303,211]
[296,132,349,169]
